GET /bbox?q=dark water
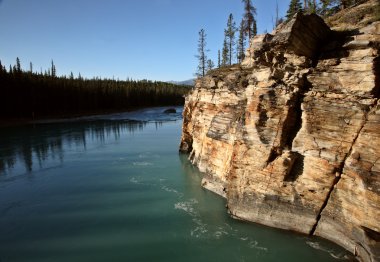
[0,107,354,262]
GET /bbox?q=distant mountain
[168,79,195,86]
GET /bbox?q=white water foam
[129,177,140,184]
[132,161,153,166]
[138,153,160,159]
[191,218,208,238]
[214,229,228,239]
[174,199,198,216]
[248,240,268,251]
[174,199,212,238]
[161,185,184,197]
[306,241,351,260]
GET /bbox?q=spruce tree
[237,20,246,63]
[286,0,303,20]
[307,0,317,13]
[225,14,237,66]
[206,59,215,72]
[16,57,21,73]
[0,60,5,73]
[221,36,229,67]
[252,16,257,36]
[218,50,221,68]
[195,29,208,77]
[274,1,284,28]
[319,0,343,15]
[51,60,56,78]
[241,0,257,40]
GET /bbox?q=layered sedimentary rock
[180,5,380,262]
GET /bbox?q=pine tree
[0,60,5,73]
[16,57,21,73]
[274,0,282,28]
[195,29,208,77]
[307,0,317,13]
[225,14,237,66]
[237,20,246,63]
[206,59,215,72]
[218,50,221,68]
[51,60,56,78]
[319,0,341,16]
[241,0,257,40]
[252,16,257,36]
[286,0,303,20]
[221,36,229,67]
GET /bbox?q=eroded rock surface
[180,8,380,262]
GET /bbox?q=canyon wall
[180,3,380,262]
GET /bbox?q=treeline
[196,0,257,77]
[0,58,191,119]
[0,120,147,174]
[286,0,370,19]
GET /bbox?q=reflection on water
[0,106,182,175]
[0,120,160,175]
[0,107,354,262]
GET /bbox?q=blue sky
[0,0,289,81]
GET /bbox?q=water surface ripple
[0,107,354,262]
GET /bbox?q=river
[0,107,354,262]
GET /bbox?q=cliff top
[325,0,380,30]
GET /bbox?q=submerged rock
[180,3,380,262]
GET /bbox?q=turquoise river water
[0,107,354,262]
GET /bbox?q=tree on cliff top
[222,36,228,67]
[225,14,237,66]
[237,19,246,63]
[195,29,208,77]
[286,0,303,20]
[307,0,317,14]
[242,0,257,40]
[218,50,221,68]
[207,59,215,71]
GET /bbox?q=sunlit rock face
[180,9,380,262]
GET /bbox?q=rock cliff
[180,1,380,261]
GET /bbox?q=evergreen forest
[0,59,191,120]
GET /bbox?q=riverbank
[0,106,182,127]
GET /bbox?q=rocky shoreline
[180,1,379,261]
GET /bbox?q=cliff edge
[180,1,380,261]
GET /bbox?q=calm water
[0,107,354,262]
